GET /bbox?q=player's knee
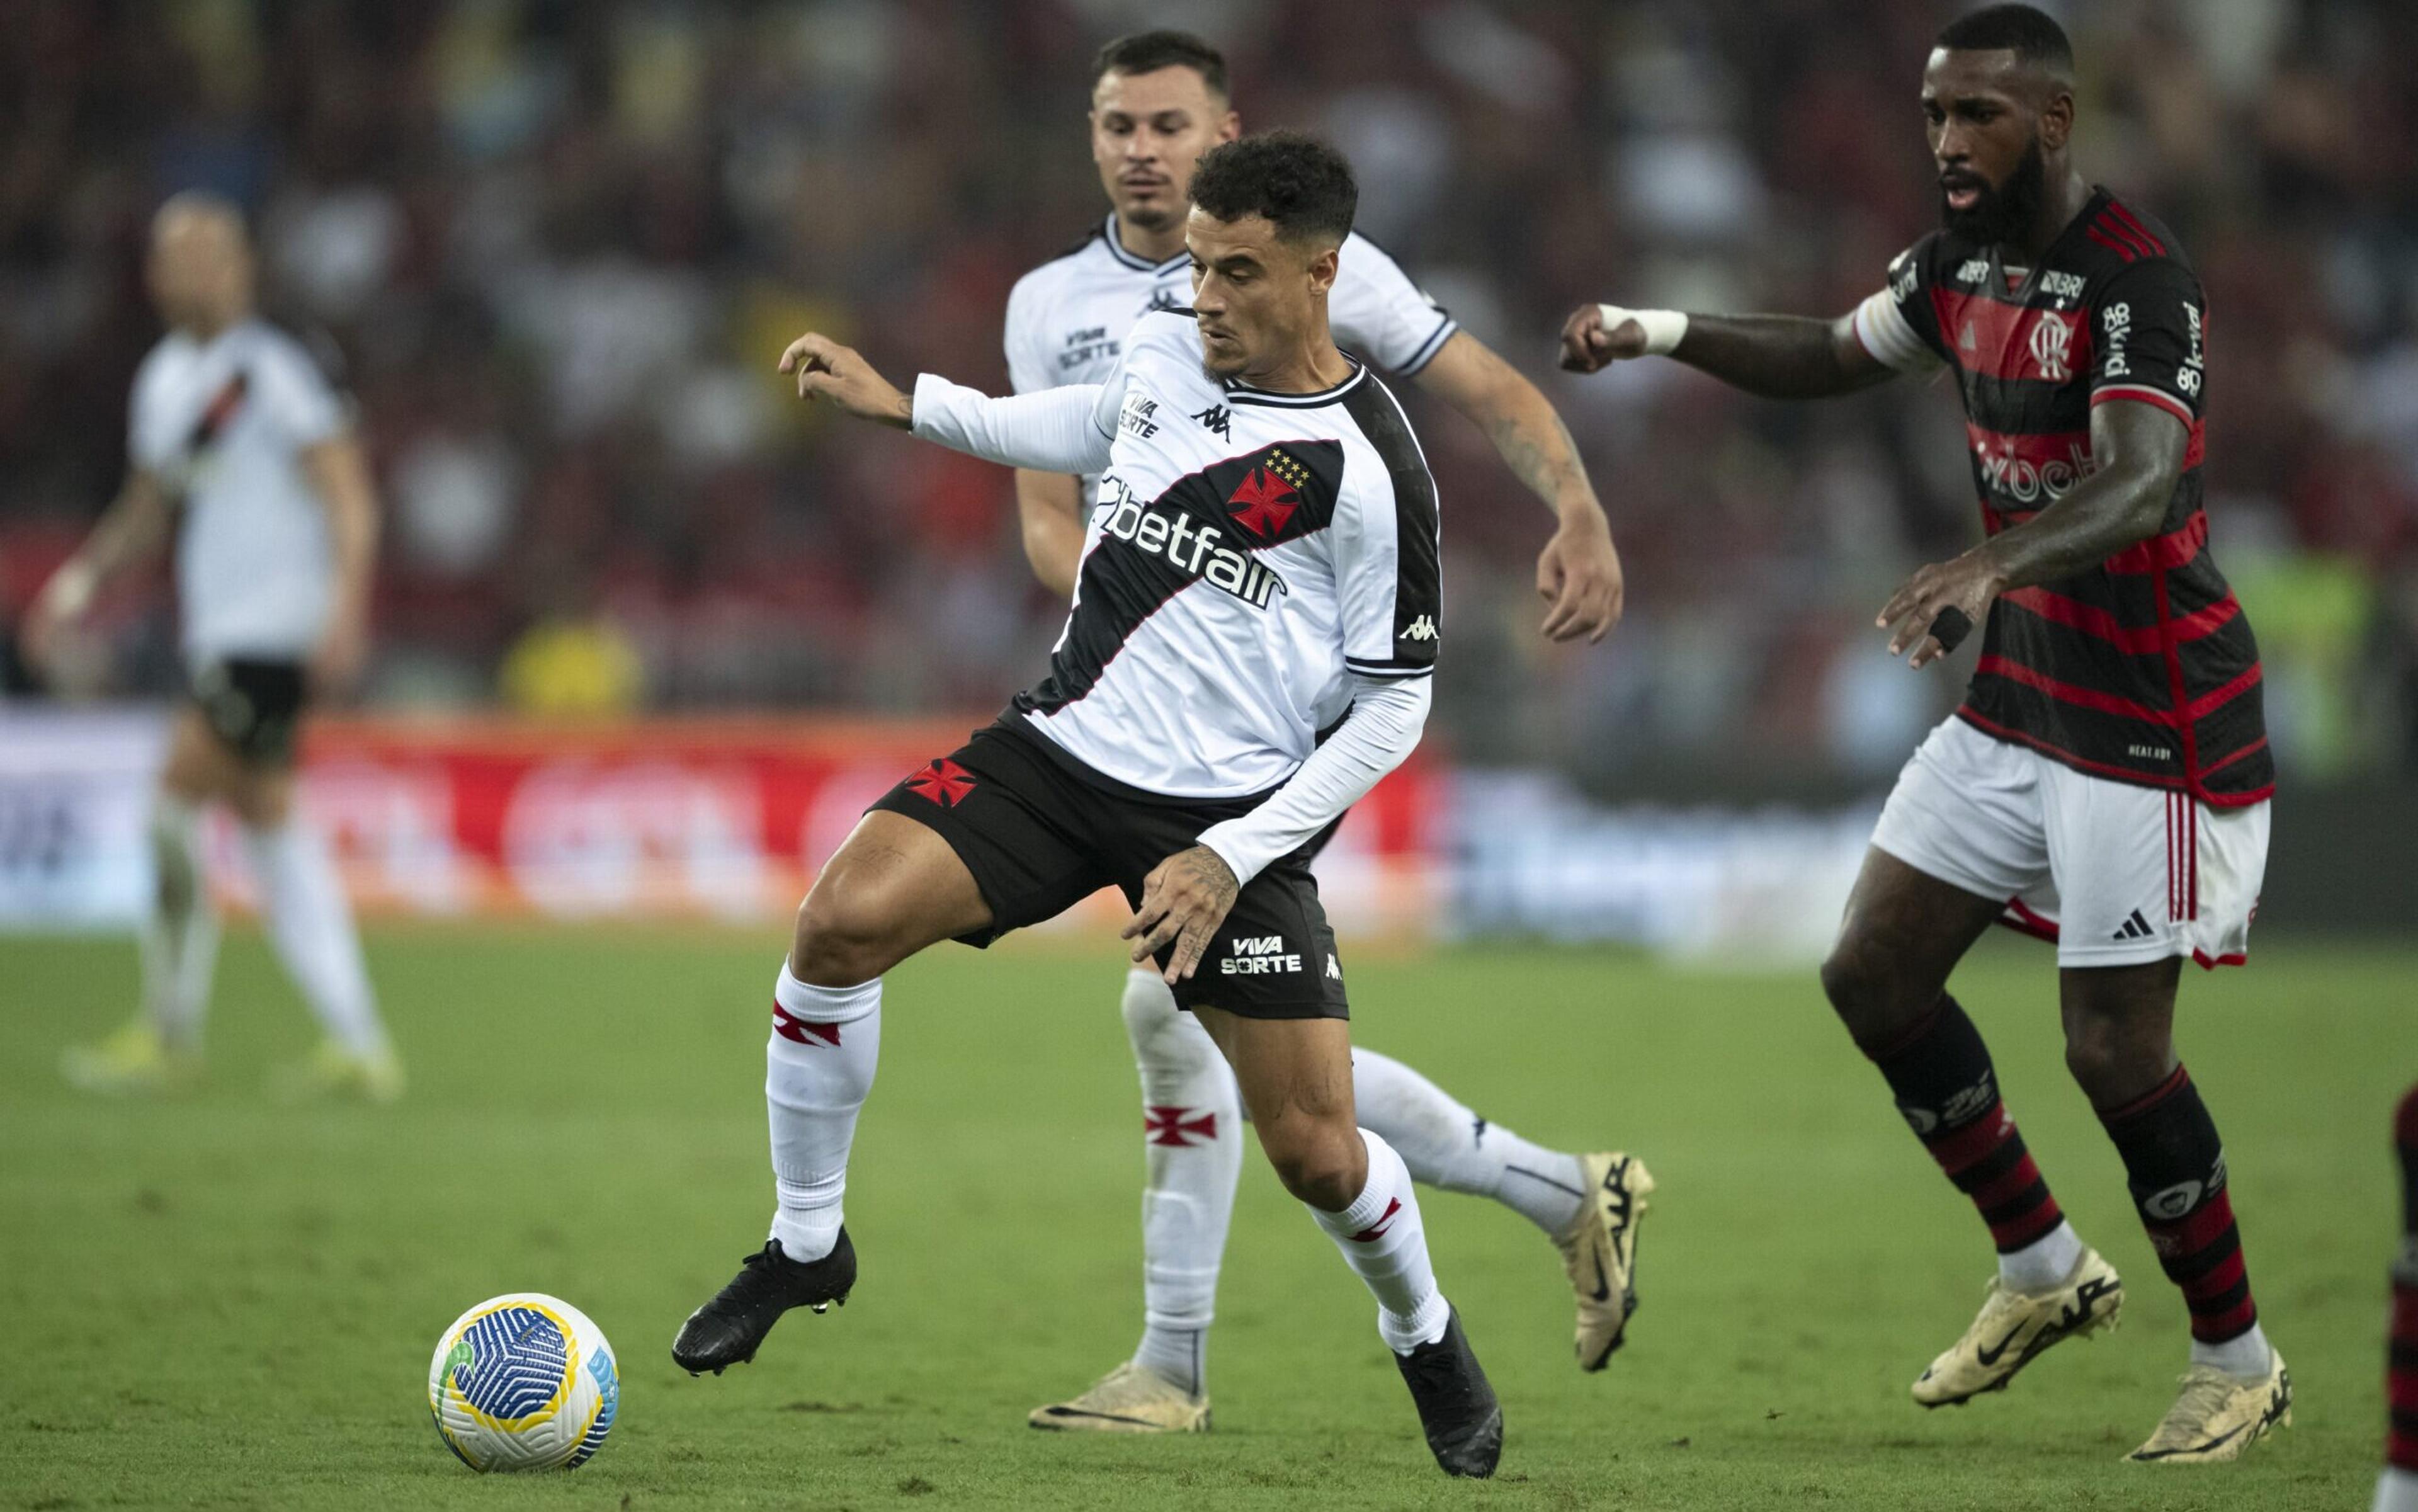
[2061,1014,2164,1104]
[1264,1122,1364,1210]
[1820,933,1943,1052]
[790,887,904,987]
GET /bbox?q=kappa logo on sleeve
[1400,614,1438,642]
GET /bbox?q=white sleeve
[1002,275,1056,397]
[911,375,1116,474]
[1195,674,1430,887]
[127,360,171,470]
[1329,234,1458,377]
[258,339,347,448]
[1851,288,1942,374]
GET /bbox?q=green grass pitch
[0,925,2404,1509]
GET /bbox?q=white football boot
[1557,1151,1655,1370]
[1028,1361,1210,1433]
[2128,1348,2291,1464]
[1912,1245,2123,1406]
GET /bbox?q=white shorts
[1871,716,2268,970]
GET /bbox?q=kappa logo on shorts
[904,758,977,807]
[1222,935,1302,975]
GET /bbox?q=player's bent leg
[675,811,992,1378]
[1822,849,2120,1405]
[2062,963,2290,1463]
[1196,1008,1501,1478]
[1030,968,1234,1433]
[1351,1048,1652,1371]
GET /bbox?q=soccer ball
[427,1293,618,1472]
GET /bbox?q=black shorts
[868,720,1349,1020]
[188,658,309,766]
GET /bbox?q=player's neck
[1114,213,1186,266]
[2007,168,2094,266]
[1237,333,1352,394]
[178,307,247,343]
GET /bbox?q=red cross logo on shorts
[1144,1106,1219,1147]
[772,1003,841,1047]
[904,758,976,807]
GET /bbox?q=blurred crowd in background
[1,0,2412,795]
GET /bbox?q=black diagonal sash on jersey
[1018,440,1346,715]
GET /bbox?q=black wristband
[1927,606,1973,654]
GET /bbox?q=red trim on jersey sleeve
[2091,384,2195,428]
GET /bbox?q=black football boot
[672,1230,856,1375]
[1392,1306,1503,1477]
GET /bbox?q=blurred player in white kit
[26,193,400,1102]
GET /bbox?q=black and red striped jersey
[1853,187,2271,805]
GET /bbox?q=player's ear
[2037,86,2074,151]
[1216,109,1239,143]
[1305,241,1340,295]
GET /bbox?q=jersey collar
[1104,215,1190,276]
[1222,354,1367,407]
[1988,186,2111,301]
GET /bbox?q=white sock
[1308,1128,1451,1355]
[1353,1048,1587,1236]
[142,796,219,1049]
[241,819,385,1056]
[1998,1219,2085,1293]
[2192,1320,2274,1380]
[766,964,882,1264]
[1120,968,1237,1397]
[2375,1467,2418,1512]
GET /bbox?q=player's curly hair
[1187,131,1356,246]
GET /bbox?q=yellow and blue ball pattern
[426,1293,617,1472]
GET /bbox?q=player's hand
[20,564,94,676]
[309,603,371,697]
[1536,507,1624,644]
[1558,304,1648,373]
[777,333,912,429]
[1123,845,1241,986]
[1877,550,2005,670]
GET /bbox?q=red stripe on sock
[2103,1065,2189,1122]
[1991,1192,2067,1253]
[2185,1247,2247,1307]
[1926,1102,2015,1176]
[2194,1297,2258,1343]
[2150,1191,2240,1259]
[1967,1152,2046,1214]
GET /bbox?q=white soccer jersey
[930,310,1441,799]
[1004,215,1458,507]
[127,319,348,664]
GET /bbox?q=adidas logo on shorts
[2111,909,2156,942]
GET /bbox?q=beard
[1941,136,2045,246]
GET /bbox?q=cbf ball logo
[2029,315,2074,381]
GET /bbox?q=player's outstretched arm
[781,331,1116,477]
[1012,470,1086,600]
[1414,332,1622,644]
[1876,401,2189,669]
[1558,303,1898,400]
[21,469,172,674]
